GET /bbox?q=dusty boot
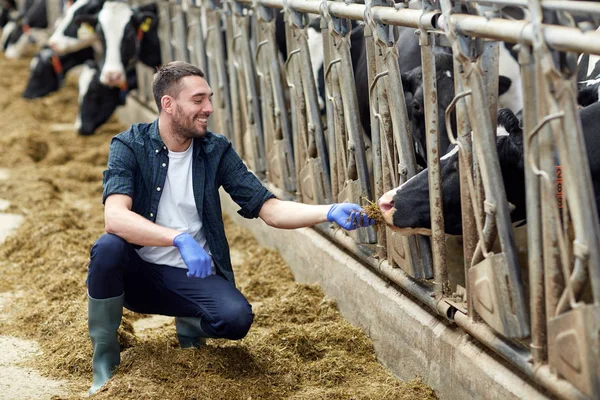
[175,316,208,348]
[88,294,123,395]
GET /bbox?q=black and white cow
[47,0,104,54]
[0,0,17,30]
[378,103,600,235]
[400,44,523,168]
[23,45,95,98]
[74,1,160,88]
[3,0,49,59]
[576,28,600,107]
[76,61,137,135]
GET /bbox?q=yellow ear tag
[77,22,95,40]
[140,18,152,33]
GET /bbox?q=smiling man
[86,61,375,395]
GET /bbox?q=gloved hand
[327,203,375,231]
[173,232,212,278]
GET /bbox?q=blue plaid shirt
[102,119,275,284]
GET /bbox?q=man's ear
[161,95,173,114]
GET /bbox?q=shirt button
[162,163,166,167]
[157,187,161,191]
[163,146,167,149]
[155,149,159,153]
[150,213,154,217]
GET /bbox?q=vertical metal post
[420,28,448,296]
[520,43,546,363]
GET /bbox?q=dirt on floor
[0,54,437,399]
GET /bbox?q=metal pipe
[439,14,600,54]
[420,30,448,297]
[464,63,530,335]
[519,43,546,363]
[364,24,386,258]
[453,312,591,400]
[337,32,372,200]
[453,61,477,320]
[238,0,439,28]
[456,0,600,17]
[234,0,600,54]
[313,225,443,313]
[297,28,332,201]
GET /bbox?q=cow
[23,45,95,98]
[400,44,523,168]
[0,0,17,30]
[75,61,137,135]
[74,1,160,88]
[47,0,105,54]
[377,103,600,236]
[3,0,49,59]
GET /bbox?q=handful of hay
[345,199,385,228]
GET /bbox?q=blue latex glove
[173,232,212,278]
[327,203,375,231]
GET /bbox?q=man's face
[171,75,213,139]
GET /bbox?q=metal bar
[453,60,478,320]
[336,32,372,200]
[420,29,448,297]
[453,312,591,400]
[457,0,600,17]
[364,24,386,258]
[235,0,600,54]
[222,6,243,152]
[519,43,546,363]
[296,27,332,201]
[236,12,267,173]
[464,63,530,332]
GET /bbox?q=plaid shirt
[102,119,275,284]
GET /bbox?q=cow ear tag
[140,18,152,33]
[78,23,94,40]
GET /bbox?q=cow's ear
[401,73,415,95]
[134,12,157,32]
[73,14,98,27]
[577,85,598,107]
[498,75,512,96]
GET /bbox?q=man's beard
[172,105,205,139]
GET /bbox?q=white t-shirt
[136,141,213,270]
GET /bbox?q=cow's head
[23,46,95,98]
[76,61,137,135]
[378,108,525,236]
[401,48,521,169]
[75,1,157,88]
[23,48,62,98]
[401,52,456,168]
[47,0,104,54]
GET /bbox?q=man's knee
[212,300,254,340]
[90,234,128,267]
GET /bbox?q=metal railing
[134,1,600,398]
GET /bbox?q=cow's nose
[379,193,394,213]
[108,71,125,83]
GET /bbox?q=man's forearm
[104,207,180,247]
[260,199,331,229]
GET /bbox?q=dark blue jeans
[87,233,254,340]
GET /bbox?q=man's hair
[152,61,205,112]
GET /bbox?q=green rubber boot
[175,317,209,348]
[88,294,123,395]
